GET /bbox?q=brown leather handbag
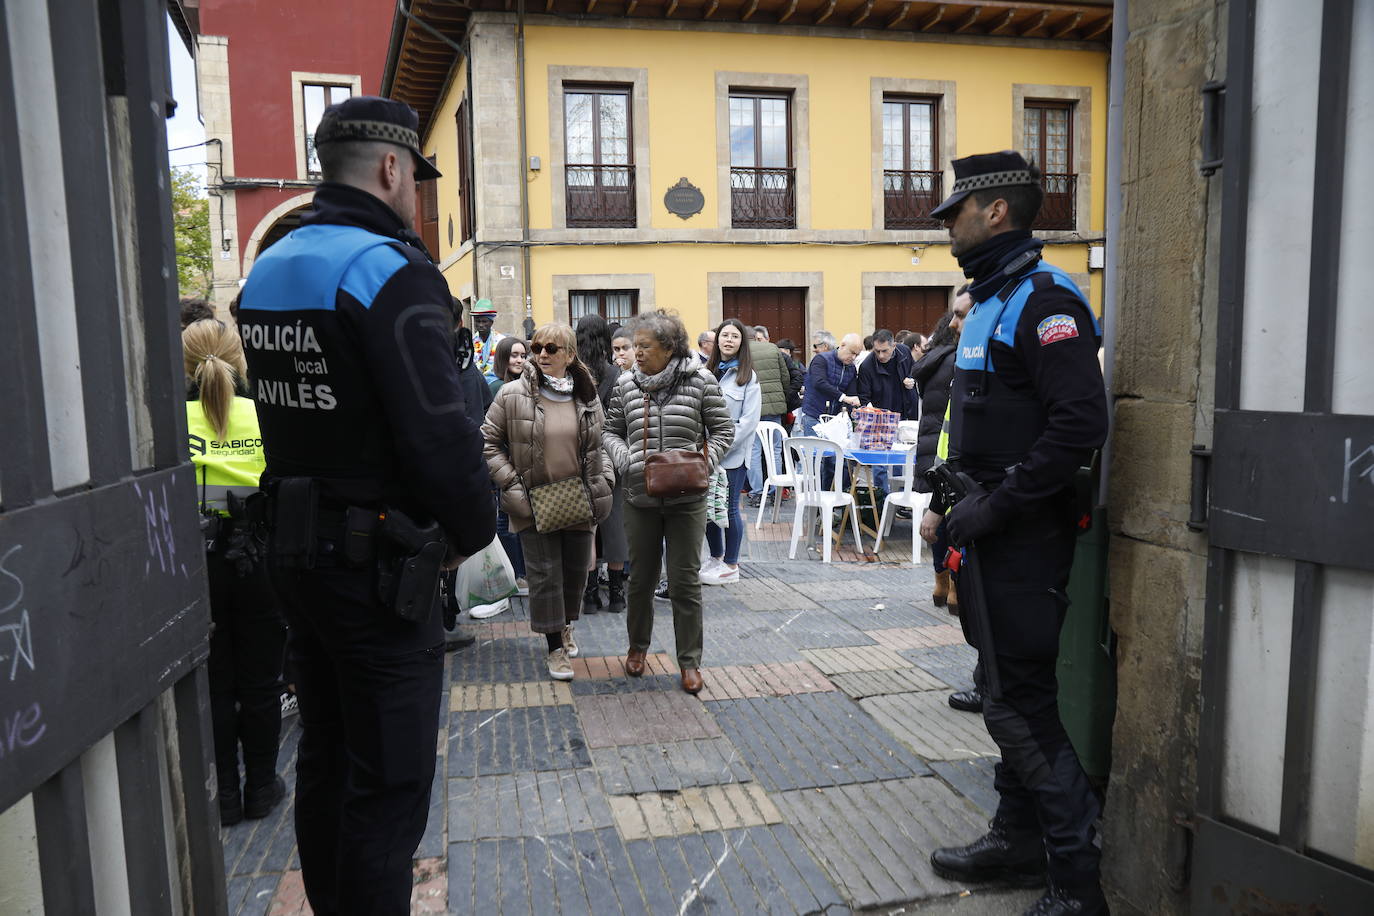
[640,388,710,498]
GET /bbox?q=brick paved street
[224,514,1033,914]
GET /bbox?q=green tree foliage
[171,167,212,299]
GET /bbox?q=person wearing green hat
[470,299,507,383]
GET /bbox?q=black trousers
[206,552,286,793]
[963,501,1101,891]
[270,562,445,916]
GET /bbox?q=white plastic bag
[813,412,852,449]
[453,535,517,611]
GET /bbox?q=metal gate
[0,1,224,912]
[1192,0,1374,910]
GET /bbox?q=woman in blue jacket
[702,319,761,585]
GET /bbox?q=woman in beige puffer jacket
[603,310,734,695]
[483,323,614,680]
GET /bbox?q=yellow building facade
[386,3,1110,343]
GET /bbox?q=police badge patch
[1036,314,1079,346]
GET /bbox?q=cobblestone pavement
[223,513,1022,914]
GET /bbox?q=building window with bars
[729,92,794,229]
[303,83,352,177]
[882,96,942,229]
[1024,101,1077,230]
[564,86,635,227]
[455,101,474,243]
[570,290,638,325]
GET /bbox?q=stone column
[196,35,242,314]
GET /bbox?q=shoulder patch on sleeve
[339,243,409,309]
[1036,313,1080,346]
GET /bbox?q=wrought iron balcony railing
[730,167,796,229]
[883,169,944,229]
[1034,172,1077,231]
[566,164,636,228]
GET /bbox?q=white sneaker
[562,624,579,659]
[468,598,510,620]
[714,564,740,584]
[547,647,574,681]
[515,578,530,597]
[698,558,723,584]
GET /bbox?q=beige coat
[481,368,615,533]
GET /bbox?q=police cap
[314,96,442,181]
[930,150,1039,220]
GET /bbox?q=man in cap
[924,152,1108,916]
[469,298,506,383]
[237,96,495,915]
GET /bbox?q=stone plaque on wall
[664,178,705,220]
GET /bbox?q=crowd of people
[183,93,1110,916]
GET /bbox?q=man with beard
[924,151,1108,916]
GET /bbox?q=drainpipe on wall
[516,0,534,338]
[1098,0,1127,507]
[465,31,478,302]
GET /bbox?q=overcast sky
[166,13,207,188]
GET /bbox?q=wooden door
[722,287,806,347]
[875,286,950,337]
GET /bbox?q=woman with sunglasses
[482,324,615,680]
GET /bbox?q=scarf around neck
[957,229,1043,302]
[541,372,574,394]
[634,356,689,393]
[714,357,739,379]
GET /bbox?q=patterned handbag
[527,476,595,534]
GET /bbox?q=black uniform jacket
[237,183,495,556]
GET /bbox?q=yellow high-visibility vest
[186,396,265,514]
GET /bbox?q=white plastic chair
[753,421,799,528]
[785,436,863,564]
[874,446,933,563]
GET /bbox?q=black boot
[606,569,626,613]
[930,820,1047,887]
[218,774,243,827]
[583,570,603,614]
[1022,879,1109,915]
[243,775,287,820]
[948,688,984,712]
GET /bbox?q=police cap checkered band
[312,95,441,180]
[950,169,1039,193]
[315,118,421,151]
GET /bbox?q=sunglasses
[529,342,563,355]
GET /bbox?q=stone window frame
[290,71,363,181]
[706,271,823,343]
[1012,83,1093,239]
[715,71,811,232]
[551,273,656,326]
[547,66,651,234]
[869,78,957,242]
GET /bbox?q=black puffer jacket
[911,343,956,478]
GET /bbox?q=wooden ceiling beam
[704,0,719,16]
[742,0,760,20]
[814,0,837,24]
[988,9,1015,34]
[778,0,799,23]
[850,0,875,27]
[665,0,679,16]
[1082,16,1111,40]
[1052,12,1082,37]
[1020,10,1048,35]
[586,0,597,10]
[920,3,946,31]
[952,7,980,32]
[886,2,912,29]
[626,0,640,14]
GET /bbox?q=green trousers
[623,499,705,669]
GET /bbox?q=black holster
[375,508,446,623]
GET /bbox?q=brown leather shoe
[933,569,951,607]
[625,648,646,677]
[680,668,704,695]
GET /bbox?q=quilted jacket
[603,359,735,509]
[747,340,791,418]
[481,366,615,533]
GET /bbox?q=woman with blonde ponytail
[184,318,288,827]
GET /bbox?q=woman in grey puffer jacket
[603,310,734,695]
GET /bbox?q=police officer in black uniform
[237,97,495,916]
[924,152,1109,916]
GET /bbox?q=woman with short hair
[482,323,615,680]
[603,310,734,694]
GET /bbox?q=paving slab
[450,680,572,711]
[774,776,989,910]
[748,608,878,649]
[610,783,782,839]
[707,692,929,792]
[590,736,753,795]
[860,691,1002,761]
[447,770,615,841]
[867,624,968,651]
[575,689,722,747]
[930,758,1002,820]
[569,652,676,679]
[446,704,591,777]
[902,643,981,692]
[829,666,950,698]
[448,636,554,683]
[697,661,834,701]
[801,644,914,674]
[698,613,808,665]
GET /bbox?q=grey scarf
[634,356,689,393]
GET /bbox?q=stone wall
[1103,1,1226,912]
